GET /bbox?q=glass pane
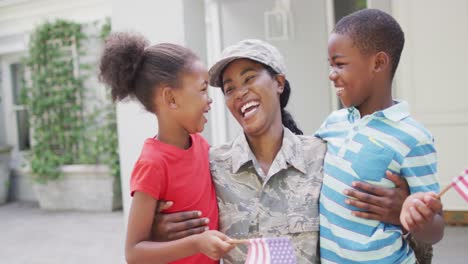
[10,63,30,151]
[15,109,30,151]
[0,65,6,146]
[333,0,367,22]
[10,63,23,105]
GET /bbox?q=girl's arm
[125,191,234,264]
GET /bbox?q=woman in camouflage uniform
[206,39,324,263]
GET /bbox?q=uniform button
[353,126,359,131]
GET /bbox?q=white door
[393,0,468,211]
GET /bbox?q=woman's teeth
[241,101,260,117]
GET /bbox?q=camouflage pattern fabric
[208,39,287,88]
[408,234,434,264]
[210,128,326,264]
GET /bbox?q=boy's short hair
[334,9,405,77]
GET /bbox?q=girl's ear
[161,87,178,109]
[374,51,390,73]
[275,74,286,94]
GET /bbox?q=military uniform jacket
[210,127,326,264]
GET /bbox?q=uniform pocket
[287,205,319,234]
[351,142,394,181]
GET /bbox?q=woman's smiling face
[221,59,284,136]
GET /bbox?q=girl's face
[328,33,375,108]
[172,60,212,134]
[221,59,284,136]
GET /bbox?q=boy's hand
[195,230,235,260]
[400,192,442,233]
[151,201,209,241]
[343,171,409,225]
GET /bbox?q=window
[0,66,6,146]
[333,0,367,22]
[10,63,30,151]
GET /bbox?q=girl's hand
[195,230,235,260]
[400,192,442,233]
[343,171,409,225]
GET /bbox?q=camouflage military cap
[209,39,286,87]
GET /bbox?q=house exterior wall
[0,0,111,54]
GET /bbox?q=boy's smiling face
[328,33,376,108]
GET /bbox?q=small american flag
[244,237,297,264]
[451,169,468,202]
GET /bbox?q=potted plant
[0,145,13,204]
[22,19,120,211]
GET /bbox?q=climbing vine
[22,19,119,183]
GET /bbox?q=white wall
[0,0,111,54]
[217,0,332,138]
[392,0,468,210]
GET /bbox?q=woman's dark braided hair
[264,65,303,135]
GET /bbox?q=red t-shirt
[130,133,219,264]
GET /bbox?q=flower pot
[0,145,13,204]
[11,165,37,202]
[33,164,121,212]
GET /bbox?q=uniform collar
[231,127,307,175]
[347,100,410,123]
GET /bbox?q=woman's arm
[343,171,409,225]
[150,172,407,240]
[126,192,233,264]
[151,201,209,241]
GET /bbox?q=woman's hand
[151,201,209,241]
[343,171,409,225]
[194,230,235,260]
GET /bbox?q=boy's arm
[126,192,233,263]
[399,139,444,244]
[400,192,444,244]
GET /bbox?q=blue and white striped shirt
[315,101,439,264]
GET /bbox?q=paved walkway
[0,202,124,264]
[0,202,467,263]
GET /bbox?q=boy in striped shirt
[316,9,444,263]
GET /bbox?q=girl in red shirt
[99,32,234,263]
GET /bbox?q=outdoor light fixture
[264,0,294,41]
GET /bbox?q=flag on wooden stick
[244,237,297,264]
[451,170,468,201]
[438,169,468,201]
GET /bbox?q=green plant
[22,19,119,182]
